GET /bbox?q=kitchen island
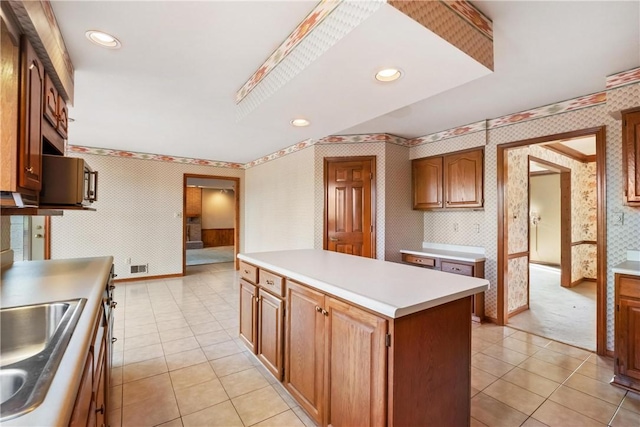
[1,257,114,427]
[237,249,489,427]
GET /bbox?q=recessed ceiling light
[375,68,402,82]
[290,118,310,127]
[85,30,121,49]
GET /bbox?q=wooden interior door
[325,157,375,258]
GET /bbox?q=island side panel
[389,296,472,427]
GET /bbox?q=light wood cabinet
[239,279,258,352]
[402,253,485,322]
[613,274,640,392]
[257,289,284,379]
[622,109,640,206]
[412,148,484,210]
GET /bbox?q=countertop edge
[238,253,489,318]
[400,249,486,263]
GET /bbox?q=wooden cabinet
[42,73,67,154]
[412,148,484,210]
[412,157,442,209]
[402,253,485,322]
[239,279,258,352]
[285,280,325,425]
[324,297,386,427]
[613,274,640,392]
[257,288,284,379]
[623,109,640,206]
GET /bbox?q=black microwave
[40,155,98,206]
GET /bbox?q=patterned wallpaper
[50,153,244,279]
[508,256,528,313]
[244,147,315,253]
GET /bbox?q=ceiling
[51,1,639,165]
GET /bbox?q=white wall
[50,153,244,279]
[202,189,235,229]
[244,147,315,253]
[529,174,561,264]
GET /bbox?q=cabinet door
[43,74,58,126]
[324,297,387,427]
[69,354,94,427]
[412,157,443,209]
[623,110,640,205]
[57,94,69,139]
[444,149,483,208]
[285,280,325,425]
[618,297,640,380]
[257,289,284,380]
[18,36,44,191]
[239,279,258,353]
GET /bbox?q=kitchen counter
[237,249,489,318]
[1,257,113,427]
[400,243,486,263]
[612,261,640,276]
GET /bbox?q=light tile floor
[110,263,640,427]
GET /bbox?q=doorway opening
[497,127,606,354]
[183,174,240,274]
[9,216,50,261]
[323,156,376,258]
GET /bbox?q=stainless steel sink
[0,299,86,421]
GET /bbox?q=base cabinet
[240,261,472,427]
[613,274,640,392]
[239,279,258,352]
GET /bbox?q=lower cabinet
[241,261,472,427]
[613,274,640,392]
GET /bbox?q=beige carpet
[508,264,596,351]
[186,246,234,266]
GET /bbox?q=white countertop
[1,257,113,426]
[400,248,486,262]
[612,261,640,277]
[238,249,489,318]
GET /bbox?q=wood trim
[606,349,614,358]
[560,170,571,287]
[323,156,377,259]
[497,126,607,356]
[528,155,571,173]
[529,170,558,177]
[572,240,597,246]
[44,216,51,260]
[114,273,182,283]
[183,174,241,274]
[542,142,596,163]
[508,251,529,260]
[569,277,597,288]
[508,304,529,318]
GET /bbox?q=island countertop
[237,249,489,318]
[1,257,113,427]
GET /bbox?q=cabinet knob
[315,305,322,313]
[111,301,118,308]
[95,404,105,414]
[266,279,274,285]
[321,309,329,316]
[25,166,34,173]
[109,285,116,290]
[111,337,118,343]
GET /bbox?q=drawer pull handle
[111,301,118,308]
[109,285,116,290]
[244,270,250,274]
[321,309,329,316]
[266,279,274,285]
[452,267,461,272]
[315,305,322,313]
[111,337,118,343]
[416,259,422,263]
[329,237,339,242]
[96,404,105,414]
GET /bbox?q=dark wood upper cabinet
[412,157,443,209]
[18,35,44,192]
[444,149,484,208]
[413,148,484,210]
[623,109,640,206]
[56,94,68,139]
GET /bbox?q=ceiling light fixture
[290,118,310,127]
[85,30,121,49]
[375,68,402,82]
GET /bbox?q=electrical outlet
[453,223,459,232]
[613,211,624,226]
[474,224,480,234]
[125,257,131,265]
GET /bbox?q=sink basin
[0,299,86,421]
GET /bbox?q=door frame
[527,155,572,288]
[497,126,607,355]
[323,156,377,259]
[182,174,240,275]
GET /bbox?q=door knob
[34,234,43,238]
[329,237,339,242]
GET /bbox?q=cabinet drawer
[259,270,285,297]
[441,261,473,277]
[402,253,436,267]
[619,276,640,298]
[240,262,258,284]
